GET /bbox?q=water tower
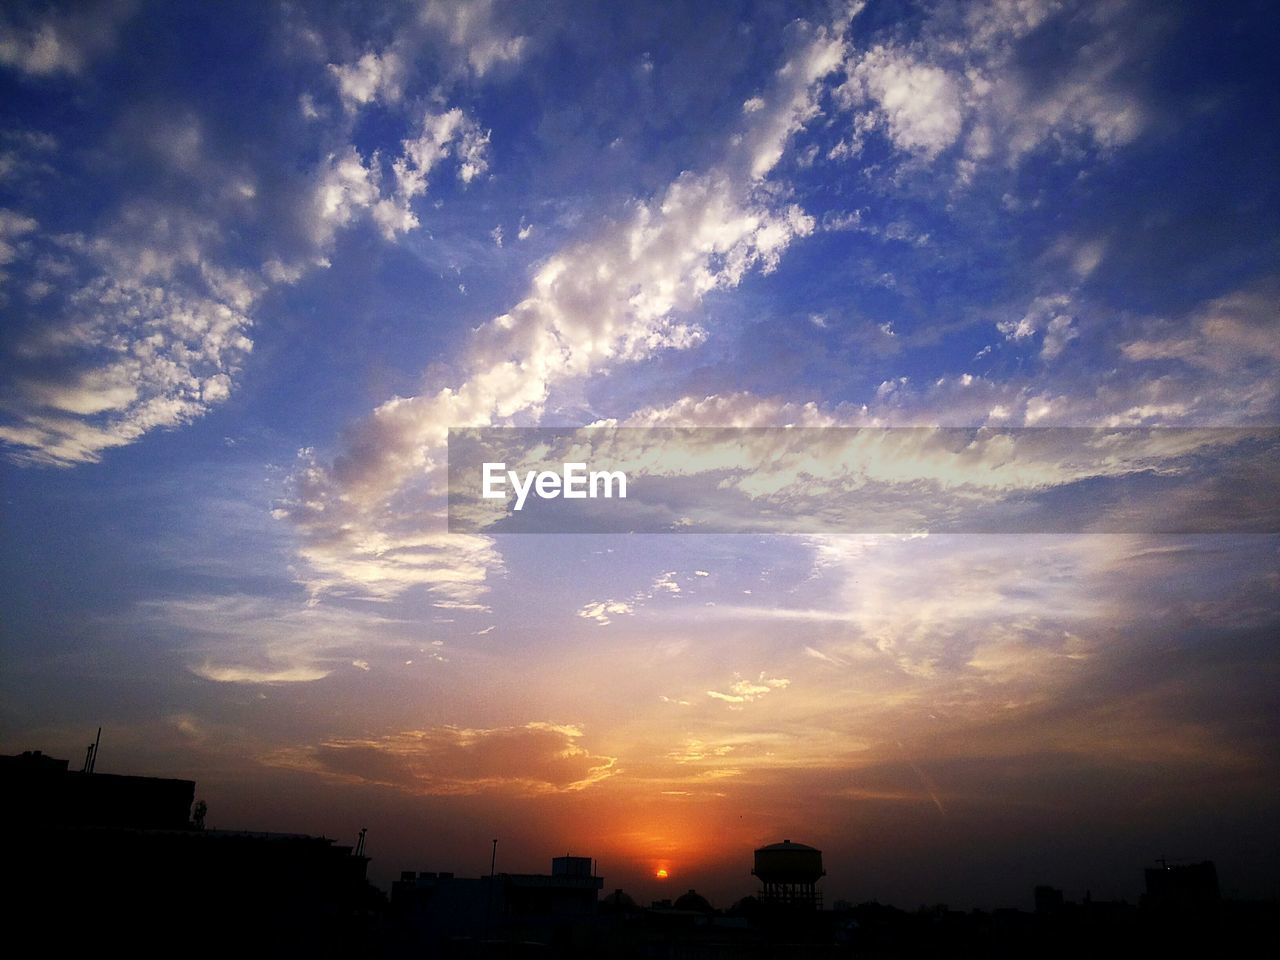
[752,839,825,909]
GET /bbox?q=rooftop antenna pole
[89,726,101,773]
[486,838,499,935]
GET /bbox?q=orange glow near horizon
[655,867,669,879]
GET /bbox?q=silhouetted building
[2,749,374,952]
[600,887,638,913]
[752,839,825,910]
[506,856,605,918]
[552,854,594,878]
[672,888,714,913]
[1144,860,1220,908]
[1,748,195,829]
[391,855,604,948]
[1035,884,1065,914]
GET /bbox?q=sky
[1,0,1278,909]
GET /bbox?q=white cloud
[275,477,504,606]
[737,22,847,179]
[293,104,492,261]
[0,2,133,77]
[837,0,1149,171]
[329,50,405,110]
[309,145,384,246]
[0,23,82,75]
[1041,312,1078,360]
[421,0,528,77]
[0,229,255,466]
[565,389,1270,535]
[652,571,681,594]
[577,600,634,625]
[2,78,468,467]
[616,392,838,429]
[140,593,414,686]
[848,47,964,158]
[268,722,617,795]
[280,166,811,596]
[278,19,850,601]
[1121,281,1280,374]
[707,672,791,704]
[0,13,495,470]
[194,662,331,684]
[395,107,491,196]
[0,208,38,267]
[997,293,1078,359]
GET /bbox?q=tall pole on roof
[486,838,499,935]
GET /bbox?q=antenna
[355,827,367,857]
[485,838,499,933]
[87,727,101,774]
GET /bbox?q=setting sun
[655,869,669,880]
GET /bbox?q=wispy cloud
[706,672,791,705]
[277,11,854,601]
[834,0,1155,174]
[266,722,617,796]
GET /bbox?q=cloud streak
[277,13,854,600]
[267,722,617,796]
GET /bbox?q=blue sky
[2,0,1278,907]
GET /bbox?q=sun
[655,868,669,880]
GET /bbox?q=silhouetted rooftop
[757,839,819,852]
